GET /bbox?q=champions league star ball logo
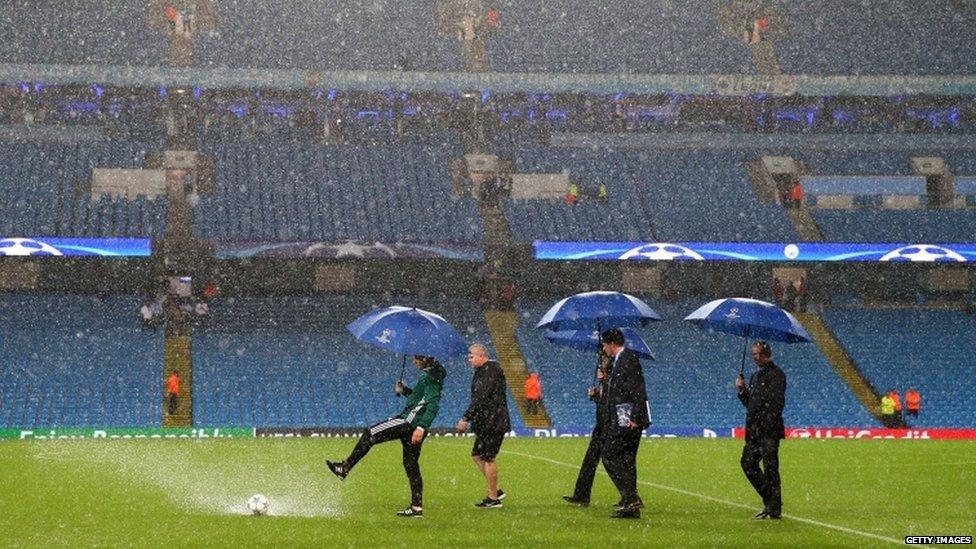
[619,243,704,261]
[879,245,966,263]
[0,238,63,256]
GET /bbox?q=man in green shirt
[327,355,446,517]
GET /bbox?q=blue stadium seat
[514,299,878,429]
[0,295,163,428]
[192,295,524,429]
[195,142,483,245]
[814,210,976,243]
[822,308,976,427]
[0,142,162,238]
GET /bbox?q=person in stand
[327,356,446,518]
[565,182,579,205]
[772,277,784,308]
[784,280,798,312]
[736,341,787,520]
[564,350,613,506]
[888,389,903,422]
[905,388,921,419]
[880,393,896,427]
[165,371,180,415]
[524,372,542,414]
[789,180,805,208]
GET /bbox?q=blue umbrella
[683,297,811,374]
[536,291,662,332]
[545,327,656,361]
[347,306,469,382]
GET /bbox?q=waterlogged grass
[0,437,973,547]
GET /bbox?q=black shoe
[563,495,590,506]
[753,509,770,519]
[397,505,423,517]
[474,497,503,508]
[611,507,641,519]
[326,460,348,481]
[766,511,782,520]
[615,499,643,511]
[497,490,506,500]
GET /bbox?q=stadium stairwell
[786,206,825,241]
[485,310,552,428]
[162,335,193,427]
[794,312,894,426]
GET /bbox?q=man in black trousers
[563,350,612,506]
[736,340,787,520]
[457,343,511,508]
[599,329,650,519]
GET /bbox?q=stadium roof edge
[3,63,976,96]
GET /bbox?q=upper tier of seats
[4,0,975,75]
[814,210,976,243]
[514,300,878,429]
[0,294,163,428]
[502,147,797,243]
[0,141,165,238]
[822,308,976,428]
[194,142,483,244]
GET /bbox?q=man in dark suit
[563,350,612,506]
[599,328,650,519]
[457,343,512,508]
[736,340,787,519]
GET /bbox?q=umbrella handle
[739,327,750,377]
[594,318,602,383]
[398,355,407,397]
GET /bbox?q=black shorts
[472,432,505,461]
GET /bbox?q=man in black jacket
[563,350,612,506]
[599,329,650,519]
[736,340,787,520]
[457,343,511,508]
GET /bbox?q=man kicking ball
[327,355,446,517]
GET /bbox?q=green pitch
[1,437,973,547]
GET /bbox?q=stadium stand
[813,210,976,243]
[822,308,976,427]
[501,147,797,243]
[0,141,166,238]
[0,294,163,428]
[632,151,797,242]
[500,146,656,242]
[193,142,482,243]
[0,0,459,72]
[4,1,976,75]
[192,296,525,429]
[514,300,878,429]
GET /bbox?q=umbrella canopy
[536,291,662,332]
[545,327,655,361]
[683,298,811,343]
[347,306,469,359]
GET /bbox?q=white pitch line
[500,448,904,546]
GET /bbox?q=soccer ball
[0,238,64,256]
[879,245,966,263]
[619,243,704,261]
[246,494,270,516]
